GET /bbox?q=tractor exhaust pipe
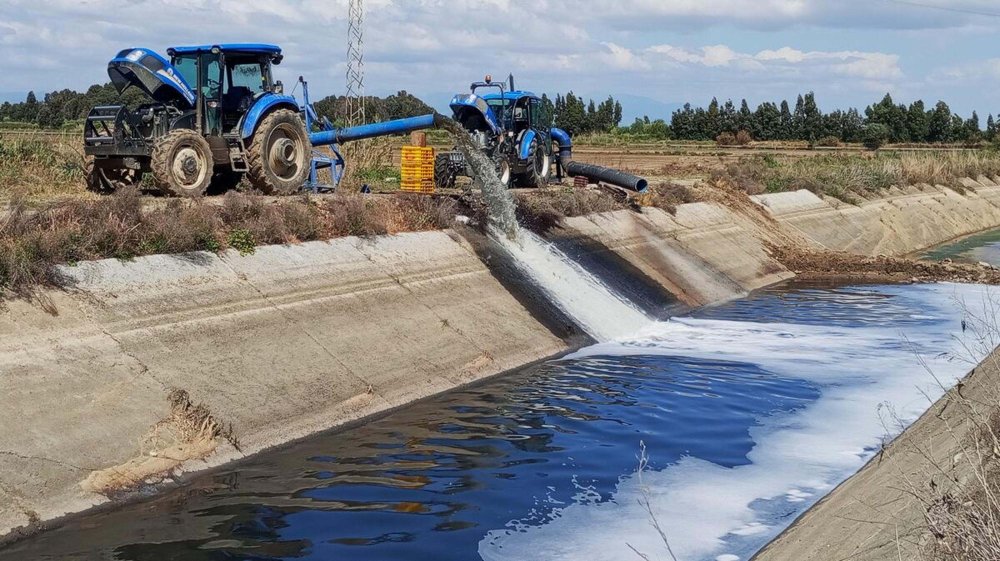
[550,126,648,193]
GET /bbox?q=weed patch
[0,188,457,296]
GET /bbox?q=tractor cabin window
[229,61,267,95]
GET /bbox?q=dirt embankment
[770,245,1000,285]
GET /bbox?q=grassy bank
[0,189,456,297]
[713,151,1000,202]
[0,137,84,200]
[514,181,698,232]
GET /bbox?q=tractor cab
[166,44,284,136]
[481,91,548,136]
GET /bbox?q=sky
[2,0,1000,122]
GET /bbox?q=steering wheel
[204,77,222,95]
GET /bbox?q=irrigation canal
[5,232,1000,561]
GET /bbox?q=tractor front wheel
[151,130,214,197]
[245,109,310,195]
[516,138,550,188]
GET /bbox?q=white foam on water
[479,283,999,561]
[492,227,651,341]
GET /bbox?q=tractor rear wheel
[434,153,456,189]
[84,157,144,193]
[151,129,214,197]
[517,138,550,188]
[245,109,310,195]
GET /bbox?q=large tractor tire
[434,152,457,190]
[245,109,310,195]
[516,138,550,188]
[151,129,214,197]
[84,156,144,194]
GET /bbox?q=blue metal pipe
[309,113,438,146]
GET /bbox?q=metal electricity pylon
[345,0,366,126]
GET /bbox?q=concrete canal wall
[4,178,1000,541]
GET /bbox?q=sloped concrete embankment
[0,231,569,541]
[5,178,1000,542]
[555,178,1000,306]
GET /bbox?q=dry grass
[514,186,627,232]
[712,151,1000,203]
[0,136,85,200]
[644,181,700,214]
[338,137,396,191]
[0,188,457,297]
[512,181,700,232]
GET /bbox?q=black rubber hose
[566,161,648,193]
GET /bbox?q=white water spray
[437,115,650,340]
[493,228,650,340]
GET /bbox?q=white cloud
[644,44,901,83]
[0,0,992,118]
[598,42,650,71]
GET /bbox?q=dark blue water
[0,282,985,561]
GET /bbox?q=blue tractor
[85,44,320,197]
[436,75,573,190]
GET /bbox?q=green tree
[965,111,982,143]
[801,92,822,142]
[928,101,953,142]
[862,123,891,150]
[778,100,793,140]
[907,100,929,142]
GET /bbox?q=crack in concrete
[355,242,487,354]
[0,450,94,473]
[67,292,171,393]
[216,253,381,395]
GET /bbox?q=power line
[880,0,1000,18]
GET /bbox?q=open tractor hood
[107,48,196,107]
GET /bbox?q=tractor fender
[239,94,301,140]
[518,129,538,161]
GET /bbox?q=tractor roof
[481,90,539,102]
[167,43,282,56]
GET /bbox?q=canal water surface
[4,278,997,561]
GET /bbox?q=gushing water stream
[437,115,650,340]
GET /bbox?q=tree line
[311,91,434,125]
[0,85,435,129]
[0,85,150,128]
[664,93,993,144]
[545,93,624,135]
[2,83,995,147]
